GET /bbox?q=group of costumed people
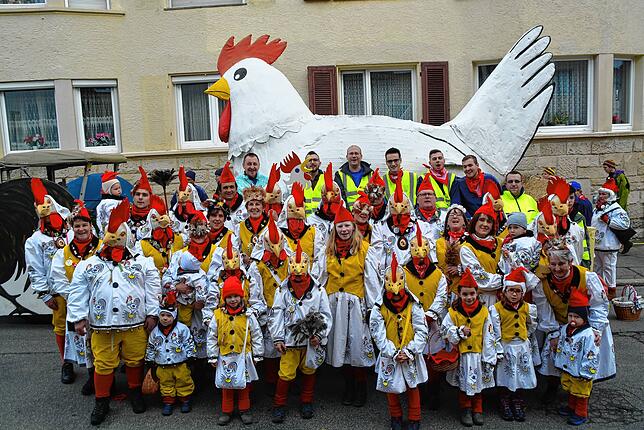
[25,154,624,429]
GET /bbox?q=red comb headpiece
[369,168,385,187]
[217,34,287,75]
[266,163,280,193]
[134,166,152,193]
[323,163,334,191]
[226,235,234,259]
[30,178,47,205]
[178,166,188,192]
[219,161,236,185]
[416,174,434,194]
[101,171,118,183]
[295,240,303,263]
[393,176,404,203]
[279,152,301,174]
[72,199,91,220]
[415,222,423,246]
[538,196,555,224]
[268,212,280,245]
[391,252,399,282]
[291,182,304,207]
[547,176,569,202]
[107,199,130,234]
[150,194,167,216]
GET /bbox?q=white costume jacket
[145,321,197,365]
[96,198,122,237]
[553,324,600,380]
[25,230,67,303]
[66,248,161,329]
[499,233,542,274]
[162,251,209,306]
[592,202,630,252]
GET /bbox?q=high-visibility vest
[501,190,539,224]
[304,177,325,216]
[428,174,456,209]
[384,170,418,206]
[338,172,371,210]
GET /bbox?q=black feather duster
[149,168,177,208]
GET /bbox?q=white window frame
[537,57,594,135]
[612,58,634,132]
[0,80,60,154]
[474,62,498,89]
[0,1,46,8]
[172,74,227,150]
[65,0,110,9]
[168,0,246,9]
[72,79,120,153]
[339,68,417,120]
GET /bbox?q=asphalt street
[1,247,643,430]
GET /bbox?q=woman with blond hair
[318,205,375,408]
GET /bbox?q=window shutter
[421,62,449,125]
[307,66,338,115]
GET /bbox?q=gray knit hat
[507,212,527,229]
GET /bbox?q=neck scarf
[160,322,174,336]
[447,229,464,242]
[371,201,385,219]
[419,207,436,220]
[208,226,224,243]
[392,213,411,232]
[470,234,497,252]
[335,237,352,258]
[290,274,311,299]
[188,237,210,261]
[385,289,410,313]
[225,193,242,209]
[222,268,242,280]
[176,201,196,220]
[356,221,370,238]
[248,214,265,233]
[551,269,574,294]
[430,167,448,185]
[462,298,480,314]
[412,256,431,278]
[464,169,485,197]
[262,250,286,268]
[388,171,400,182]
[99,245,126,263]
[226,303,244,315]
[287,219,305,239]
[72,235,93,257]
[130,205,150,221]
[152,227,173,249]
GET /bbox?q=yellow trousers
[278,347,315,381]
[178,303,193,326]
[561,372,593,398]
[91,326,147,375]
[157,362,194,398]
[51,295,67,336]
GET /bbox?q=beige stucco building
[0,0,642,233]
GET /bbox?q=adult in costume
[128,166,154,244]
[435,205,468,295]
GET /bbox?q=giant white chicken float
[205,27,555,180]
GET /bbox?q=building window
[73,81,119,152]
[173,75,227,149]
[613,59,632,127]
[341,69,415,120]
[66,0,109,9]
[0,85,59,152]
[0,1,45,6]
[478,59,591,131]
[169,0,246,8]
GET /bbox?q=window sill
[164,1,247,11]
[0,7,124,16]
[122,147,228,159]
[534,129,643,140]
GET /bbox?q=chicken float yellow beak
[205,78,230,100]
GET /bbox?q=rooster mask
[288,241,309,276]
[410,222,430,259]
[547,176,569,217]
[384,253,405,295]
[223,236,241,271]
[536,197,557,239]
[149,195,171,229]
[287,182,306,220]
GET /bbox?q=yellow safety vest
[428,174,456,209]
[304,176,325,216]
[501,190,539,224]
[384,170,418,206]
[338,171,371,210]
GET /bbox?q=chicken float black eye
[233,68,247,81]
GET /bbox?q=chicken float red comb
[538,196,555,224]
[217,34,287,75]
[279,152,301,174]
[266,163,281,193]
[547,176,569,202]
[150,194,167,215]
[391,252,399,283]
[134,166,152,194]
[291,182,305,207]
[393,176,404,203]
[324,163,334,191]
[178,166,188,192]
[267,212,280,245]
[219,161,236,185]
[30,178,47,205]
[107,199,130,234]
[226,235,234,259]
[369,168,385,187]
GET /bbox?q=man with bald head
[334,145,373,210]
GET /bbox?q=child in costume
[162,251,209,327]
[442,267,497,427]
[207,277,263,426]
[269,243,332,424]
[489,267,538,422]
[370,253,429,430]
[553,289,600,426]
[499,212,541,274]
[145,291,197,416]
[95,171,124,237]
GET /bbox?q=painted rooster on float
[205,27,555,179]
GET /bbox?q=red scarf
[462,298,480,314]
[388,171,400,183]
[99,246,125,263]
[188,238,210,261]
[130,205,150,220]
[225,193,242,209]
[222,268,242,280]
[556,215,569,232]
[208,226,224,242]
[419,207,436,220]
[447,229,464,242]
[248,215,265,233]
[356,221,370,238]
[287,219,305,239]
[550,269,574,294]
[464,170,485,197]
[412,256,431,278]
[430,167,449,185]
[40,214,64,233]
[335,237,352,258]
[160,323,174,336]
[470,234,496,252]
[385,289,409,313]
[371,201,385,219]
[290,274,311,299]
[226,304,244,315]
[152,227,173,249]
[392,213,411,231]
[262,250,286,268]
[177,201,196,219]
[72,236,93,257]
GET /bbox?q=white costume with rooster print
[145,321,197,365]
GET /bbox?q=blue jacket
[450,174,501,218]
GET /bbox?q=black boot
[427,382,441,410]
[342,379,355,406]
[540,378,559,404]
[61,362,75,384]
[129,387,146,414]
[81,368,95,396]
[353,382,367,407]
[90,397,110,426]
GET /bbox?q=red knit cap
[601,178,619,194]
[474,198,496,219]
[222,276,244,300]
[334,205,353,224]
[416,173,435,194]
[219,161,236,185]
[459,267,478,290]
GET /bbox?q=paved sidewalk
[616,244,644,286]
